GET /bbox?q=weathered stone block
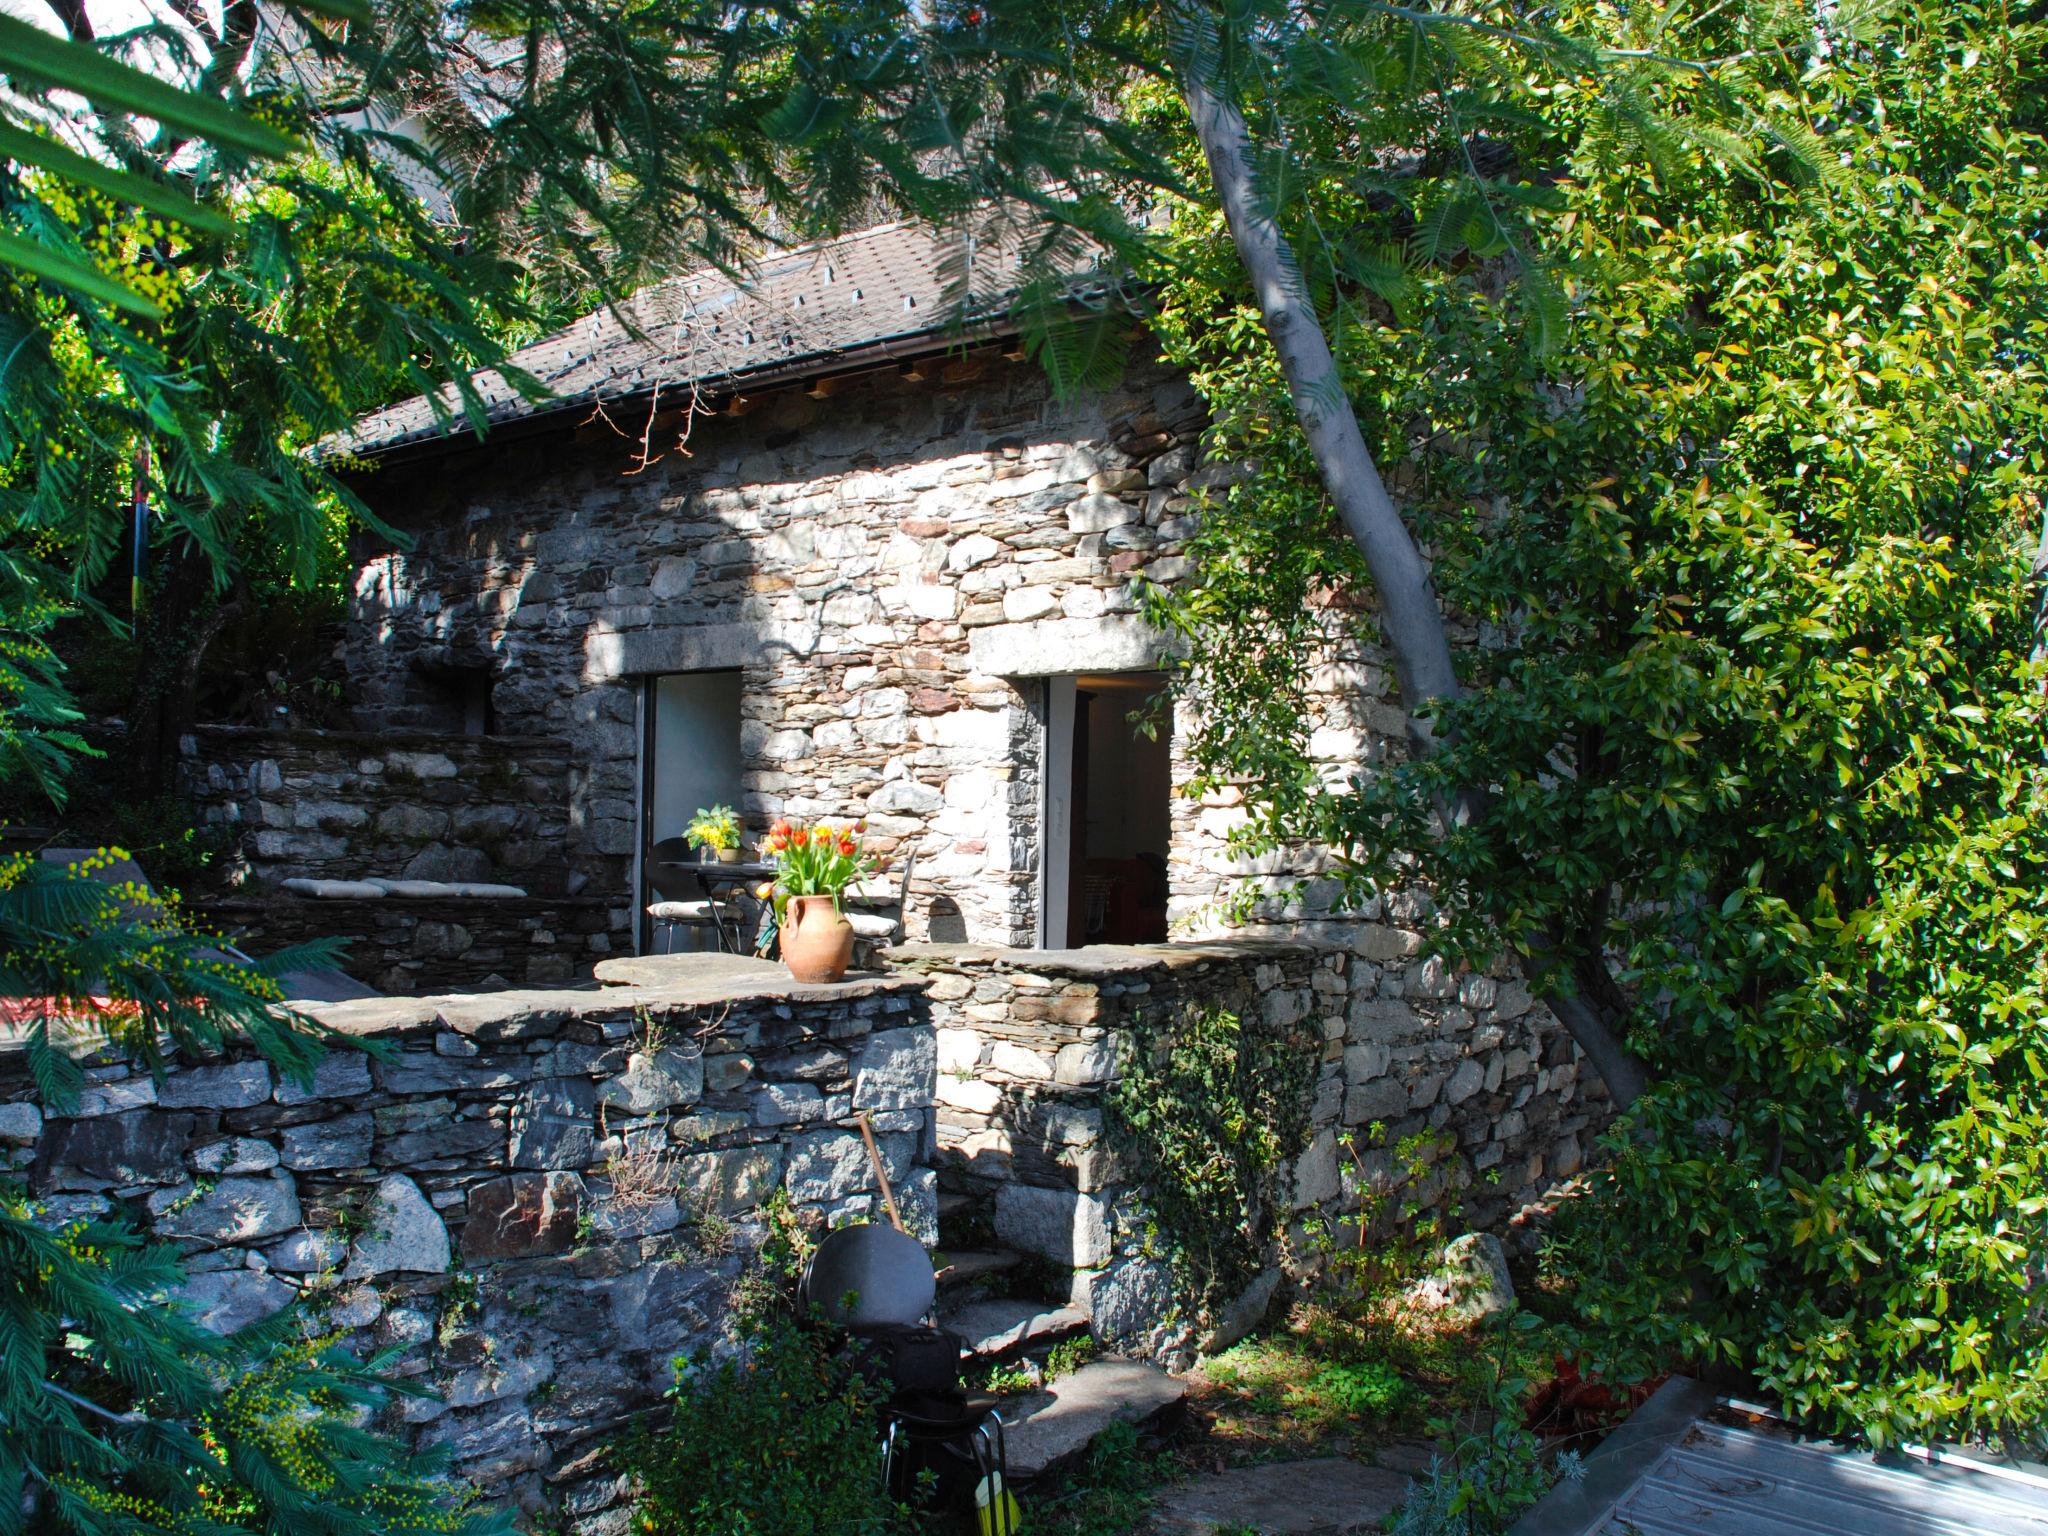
[989,1042,1052,1081]
[193,1136,281,1175]
[0,1102,41,1146]
[158,1061,272,1110]
[152,1174,301,1244]
[37,1111,194,1188]
[346,1174,450,1276]
[510,1077,598,1169]
[281,1114,374,1170]
[598,1047,704,1115]
[994,1184,1110,1267]
[678,1145,782,1214]
[463,1172,584,1261]
[853,1026,935,1111]
[1053,1039,1117,1086]
[275,1051,373,1104]
[175,1269,296,1334]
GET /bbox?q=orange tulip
[838,838,857,857]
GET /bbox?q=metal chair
[644,835,732,953]
[845,850,916,949]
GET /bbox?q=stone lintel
[966,616,1178,678]
[585,621,813,681]
[890,938,1329,976]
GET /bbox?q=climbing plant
[1103,994,1320,1320]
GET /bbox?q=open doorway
[1042,672,1172,947]
[639,670,743,952]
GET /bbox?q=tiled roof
[343,220,1035,457]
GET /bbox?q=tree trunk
[1178,54,1648,1110]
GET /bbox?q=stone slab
[940,1297,1088,1359]
[935,1249,1021,1289]
[1004,1359,1186,1478]
[1149,1457,1412,1534]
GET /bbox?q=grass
[1014,1289,1565,1536]
[1190,1289,1555,1462]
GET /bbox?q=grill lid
[800,1221,938,1329]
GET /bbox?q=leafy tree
[1138,0,2048,1444]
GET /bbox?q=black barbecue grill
[800,1219,1019,1533]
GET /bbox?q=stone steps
[998,1358,1188,1480]
[941,1296,1089,1360]
[934,1248,1021,1290]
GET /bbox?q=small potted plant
[683,804,744,864]
[763,819,881,983]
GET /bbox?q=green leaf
[0,13,298,161]
[0,228,162,317]
[0,121,232,236]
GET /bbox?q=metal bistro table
[653,859,777,955]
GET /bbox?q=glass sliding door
[640,671,743,952]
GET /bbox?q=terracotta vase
[781,893,854,984]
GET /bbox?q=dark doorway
[1044,672,1171,947]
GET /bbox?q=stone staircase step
[934,1248,1022,1290]
[936,1189,976,1221]
[942,1296,1089,1359]
[1000,1359,1188,1479]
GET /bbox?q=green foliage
[0,1188,503,1536]
[625,1198,905,1536]
[1030,1421,1168,1536]
[1308,1359,1411,1419]
[0,849,354,1110]
[1143,0,2048,1447]
[1103,996,1320,1318]
[1387,1318,1579,1536]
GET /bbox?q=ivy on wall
[1104,994,1321,1319]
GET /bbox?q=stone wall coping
[890,938,1336,975]
[0,958,925,1062]
[183,722,575,754]
[294,965,924,1040]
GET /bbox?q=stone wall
[179,724,576,894]
[1,964,938,1522]
[892,938,1608,1367]
[345,350,1307,947]
[195,893,626,995]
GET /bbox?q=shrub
[627,1198,905,1536]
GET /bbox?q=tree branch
[1178,30,1650,1110]
[44,0,93,43]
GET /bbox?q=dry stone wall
[2,969,938,1524]
[178,724,575,893]
[893,937,1608,1368]
[194,892,624,995]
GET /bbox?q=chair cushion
[283,878,387,899]
[845,912,897,939]
[647,900,723,920]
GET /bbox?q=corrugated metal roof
[342,219,1042,458]
[1511,1381,2048,1536]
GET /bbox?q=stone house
[322,218,1385,957]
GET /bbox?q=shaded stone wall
[893,938,1608,1368]
[194,893,625,994]
[1,968,937,1523]
[178,724,575,894]
[344,352,1249,947]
